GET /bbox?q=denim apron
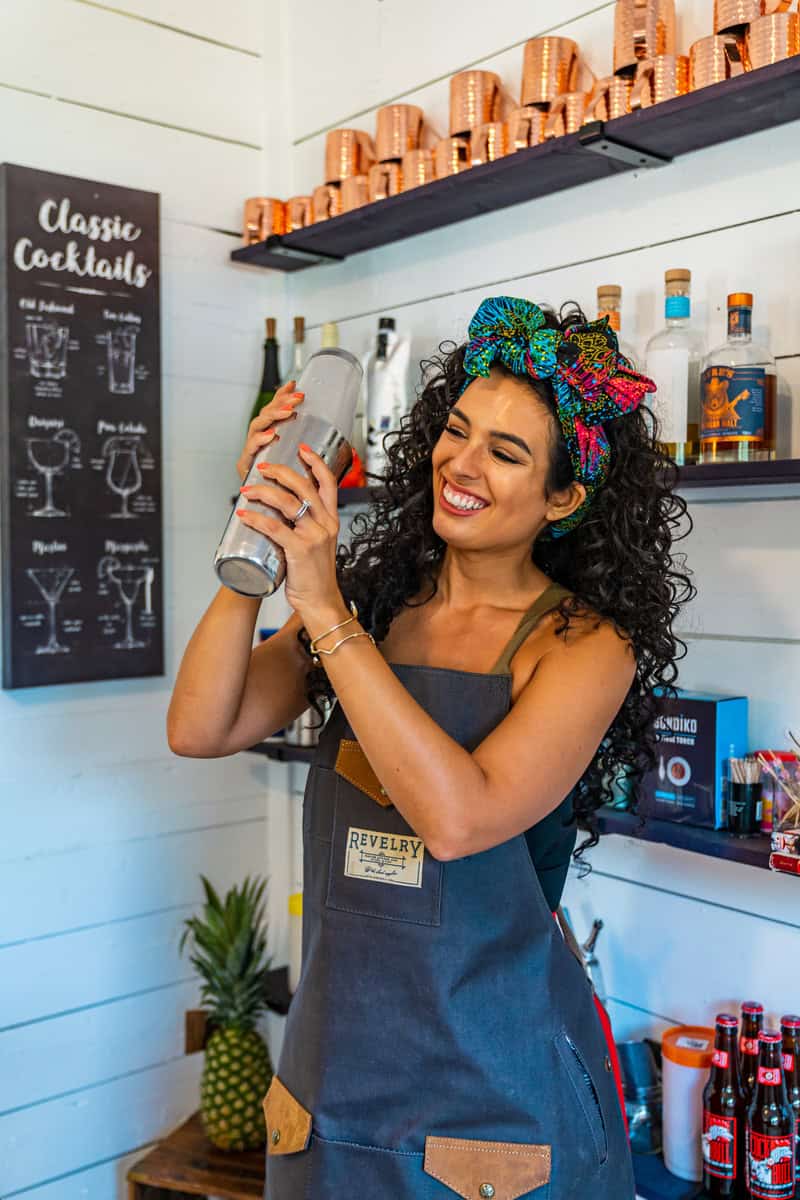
[262,583,635,1199]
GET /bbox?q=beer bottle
[702,1013,748,1197]
[747,1030,796,1199]
[742,1002,766,1106]
[780,1016,800,1193]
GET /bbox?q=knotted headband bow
[458,295,656,537]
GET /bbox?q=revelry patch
[344,826,425,887]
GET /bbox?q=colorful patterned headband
[457,295,656,537]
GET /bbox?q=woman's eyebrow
[450,407,532,456]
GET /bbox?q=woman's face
[430,367,585,551]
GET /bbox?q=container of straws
[727,754,762,836]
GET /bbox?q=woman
[168,296,693,1198]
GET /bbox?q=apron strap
[489,582,573,675]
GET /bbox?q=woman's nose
[449,438,483,477]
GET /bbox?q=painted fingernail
[240,485,252,492]
[235,508,248,516]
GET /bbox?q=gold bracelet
[311,630,375,665]
[309,601,359,656]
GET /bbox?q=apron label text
[344,826,425,888]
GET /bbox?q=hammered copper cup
[324,129,376,183]
[747,11,800,69]
[630,54,690,108]
[434,136,471,177]
[471,121,508,165]
[243,197,286,245]
[402,148,435,188]
[367,161,403,202]
[311,183,342,222]
[613,0,676,76]
[450,70,501,136]
[587,75,633,120]
[544,91,591,138]
[376,104,424,161]
[521,37,580,107]
[507,106,548,150]
[689,36,734,89]
[340,175,370,212]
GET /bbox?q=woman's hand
[235,444,343,621]
[235,379,305,483]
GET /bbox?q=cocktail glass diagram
[107,328,137,394]
[25,429,81,517]
[25,321,69,379]
[103,435,142,518]
[26,566,74,653]
[98,556,154,650]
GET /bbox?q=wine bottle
[249,317,281,426]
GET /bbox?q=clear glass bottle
[321,321,339,348]
[292,315,306,379]
[645,269,705,466]
[700,293,776,464]
[597,284,638,367]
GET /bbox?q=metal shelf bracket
[579,120,673,169]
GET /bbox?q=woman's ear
[545,481,586,526]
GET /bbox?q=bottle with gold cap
[645,269,705,466]
[249,317,281,426]
[291,316,306,380]
[700,293,776,464]
[597,285,637,367]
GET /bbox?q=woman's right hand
[236,379,305,483]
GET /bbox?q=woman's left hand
[235,444,343,620]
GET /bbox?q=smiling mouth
[439,480,490,514]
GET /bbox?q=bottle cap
[379,316,396,330]
[665,269,691,283]
[728,292,753,308]
[661,1025,715,1068]
[266,317,277,338]
[321,321,339,348]
[597,285,622,304]
[758,1030,781,1044]
[743,1001,764,1014]
[781,1015,800,1029]
[294,316,305,341]
[715,1014,738,1027]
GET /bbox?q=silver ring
[292,499,311,523]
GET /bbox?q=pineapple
[179,874,273,1150]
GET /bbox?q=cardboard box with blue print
[638,689,749,829]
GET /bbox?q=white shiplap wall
[0,2,293,1197]
[269,0,800,1066]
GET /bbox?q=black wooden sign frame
[0,164,163,688]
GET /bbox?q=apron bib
[263,587,635,1200]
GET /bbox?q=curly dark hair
[298,302,696,858]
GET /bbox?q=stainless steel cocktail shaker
[214,347,363,597]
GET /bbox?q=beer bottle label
[712,1049,730,1068]
[758,1065,783,1085]
[782,1052,794,1072]
[703,1109,738,1179]
[741,1036,761,1056]
[701,365,766,443]
[748,1131,795,1198]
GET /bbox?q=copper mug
[243,197,286,244]
[375,103,425,161]
[521,38,583,107]
[434,136,471,177]
[324,129,376,183]
[713,0,790,35]
[746,10,800,68]
[340,175,370,212]
[311,183,342,222]
[587,75,634,120]
[367,161,403,202]
[402,148,435,188]
[544,91,591,138]
[450,70,501,136]
[689,36,736,88]
[285,196,312,231]
[613,0,677,76]
[507,106,548,150]
[630,54,690,108]
[471,121,508,165]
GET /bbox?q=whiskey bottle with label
[597,284,637,367]
[644,269,704,466]
[700,293,776,464]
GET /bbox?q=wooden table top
[127,1112,264,1199]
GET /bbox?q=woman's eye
[444,426,519,464]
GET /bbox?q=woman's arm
[304,599,636,859]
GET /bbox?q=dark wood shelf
[231,57,800,272]
[677,457,800,488]
[594,806,771,870]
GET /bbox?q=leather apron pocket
[423,1135,551,1199]
[325,766,443,926]
[262,1075,312,1155]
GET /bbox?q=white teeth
[443,483,487,511]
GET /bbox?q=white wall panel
[89,0,263,48]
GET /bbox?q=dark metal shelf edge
[594,807,771,870]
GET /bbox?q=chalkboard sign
[0,164,163,688]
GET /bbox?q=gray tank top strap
[490,581,573,675]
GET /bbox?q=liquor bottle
[644,269,705,466]
[700,293,776,464]
[248,317,281,426]
[292,316,306,380]
[746,1031,796,1199]
[703,1014,748,1198]
[321,321,339,348]
[780,1016,800,1189]
[742,1002,766,1108]
[597,284,637,367]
